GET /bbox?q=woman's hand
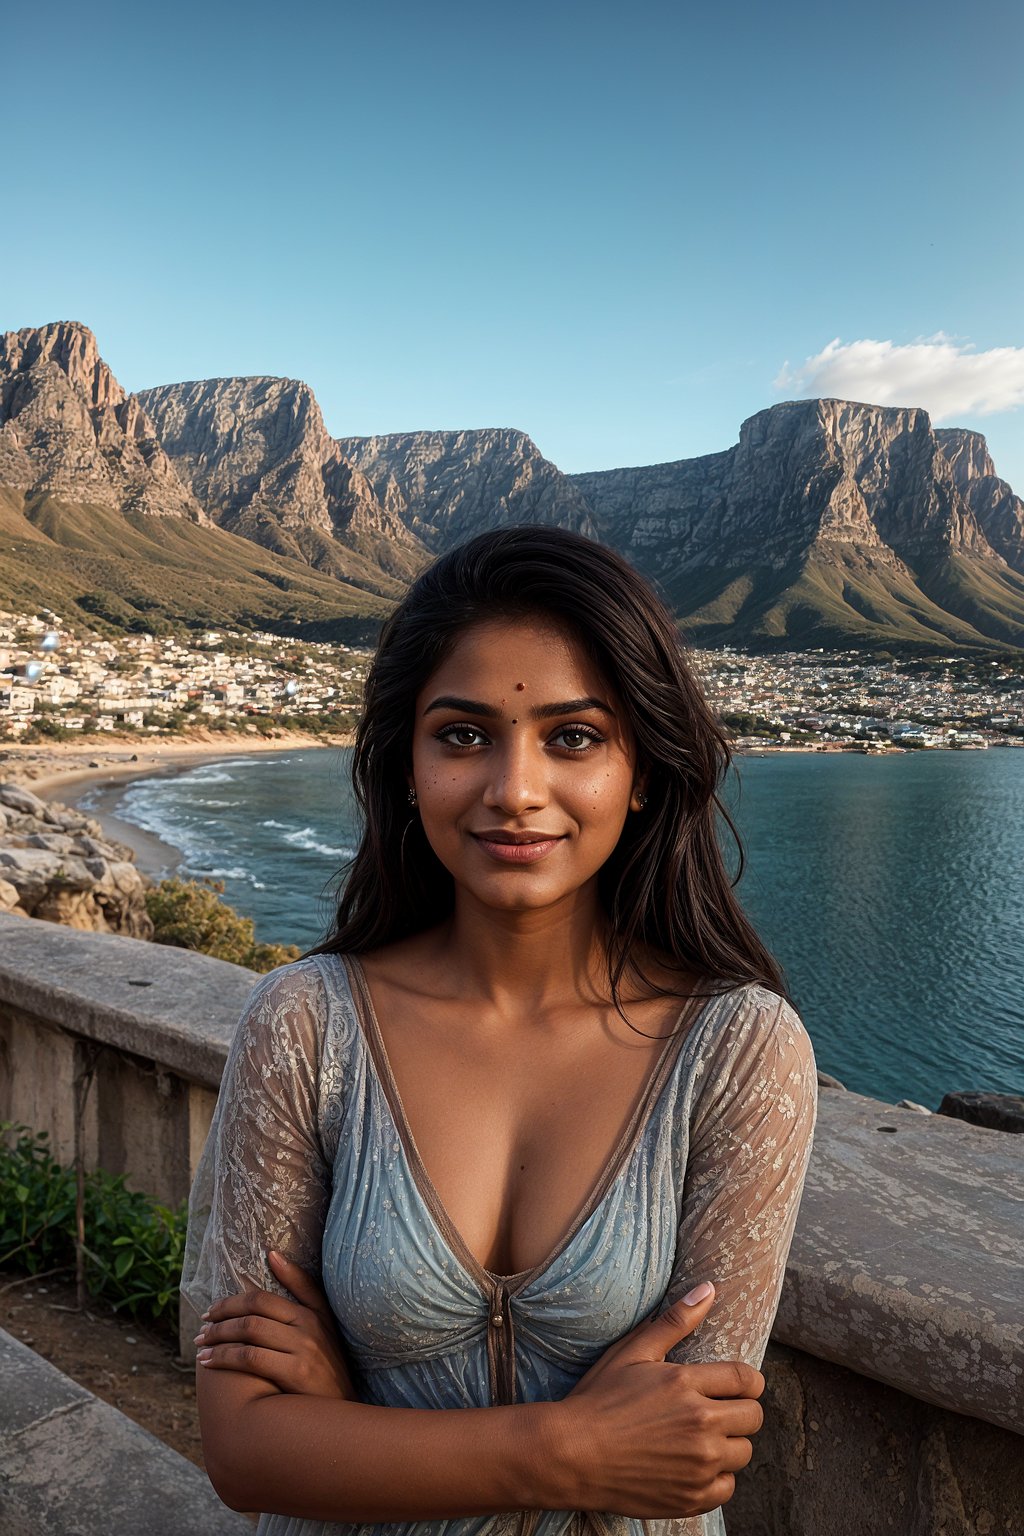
[194,1249,357,1399]
[557,1283,765,1519]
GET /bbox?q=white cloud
[774,335,1024,421]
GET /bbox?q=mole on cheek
[515,682,526,691]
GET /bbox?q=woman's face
[410,615,644,917]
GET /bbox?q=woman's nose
[483,739,547,814]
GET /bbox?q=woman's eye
[437,724,488,748]
[551,725,602,752]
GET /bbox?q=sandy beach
[0,729,353,881]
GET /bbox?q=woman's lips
[471,835,565,864]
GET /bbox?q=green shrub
[0,1123,76,1274]
[146,876,300,972]
[22,717,72,742]
[0,1122,187,1336]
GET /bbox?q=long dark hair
[305,526,792,1014]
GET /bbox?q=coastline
[0,729,354,882]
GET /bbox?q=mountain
[2,321,1023,653]
[336,429,597,551]
[936,428,1024,578]
[0,324,390,639]
[0,322,205,523]
[573,400,1024,652]
[136,378,424,596]
[135,398,595,579]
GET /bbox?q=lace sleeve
[665,988,818,1371]
[180,958,332,1317]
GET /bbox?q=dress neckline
[341,952,716,1298]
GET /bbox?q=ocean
[83,747,1024,1109]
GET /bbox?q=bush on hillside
[146,876,300,972]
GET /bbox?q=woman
[182,525,817,1536]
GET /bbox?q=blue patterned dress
[183,952,816,1536]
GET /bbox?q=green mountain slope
[663,546,1023,655]
[0,488,390,641]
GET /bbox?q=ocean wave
[261,819,290,829]
[200,865,250,880]
[283,826,354,858]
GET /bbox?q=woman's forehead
[420,616,611,699]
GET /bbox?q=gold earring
[635,789,647,810]
[407,787,418,807]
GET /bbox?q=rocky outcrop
[0,782,153,938]
[937,428,1024,576]
[0,323,206,521]
[337,428,598,551]
[136,378,426,592]
[937,1090,1024,1133]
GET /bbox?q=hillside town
[1,608,1022,750]
[0,610,367,743]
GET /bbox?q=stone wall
[1,911,1021,1533]
[732,1342,1021,1536]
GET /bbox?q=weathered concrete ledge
[0,909,255,1089]
[0,912,258,1361]
[0,1326,249,1533]
[777,1087,1023,1438]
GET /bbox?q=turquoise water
[97,747,1023,1108]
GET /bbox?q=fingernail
[192,1331,206,1344]
[682,1281,714,1305]
[200,1310,211,1321]
[197,1347,213,1362]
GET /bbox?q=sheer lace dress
[182,952,817,1536]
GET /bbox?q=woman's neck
[434,886,614,1015]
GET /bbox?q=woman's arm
[198,1365,573,1519]
[199,1279,759,1521]
[664,987,818,1371]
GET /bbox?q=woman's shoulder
[698,972,806,1031]
[693,977,815,1080]
[236,949,361,1041]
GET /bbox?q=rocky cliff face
[937,428,1024,576]
[137,378,427,591]
[0,323,206,521]
[0,324,393,637]
[576,400,996,576]
[2,319,1022,652]
[0,782,152,938]
[337,428,598,551]
[571,399,1024,650]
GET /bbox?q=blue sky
[4,0,1022,485]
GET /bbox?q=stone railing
[1,912,1021,1534]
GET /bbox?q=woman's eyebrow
[423,695,500,718]
[423,694,615,719]
[531,697,615,720]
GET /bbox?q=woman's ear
[629,771,649,814]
